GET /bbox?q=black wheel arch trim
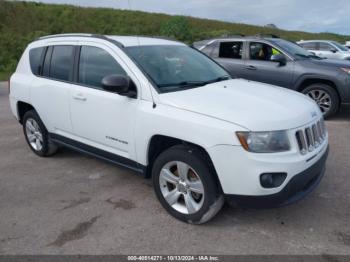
[294,74,343,97]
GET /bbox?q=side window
[249,42,281,61]
[319,43,333,51]
[42,46,52,78]
[300,42,317,50]
[49,46,75,81]
[29,47,46,76]
[78,46,126,88]
[201,45,214,56]
[219,42,243,59]
[211,42,220,58]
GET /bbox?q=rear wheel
[23,110,58,157]
[302,83,339,119]
[152,145,224,224]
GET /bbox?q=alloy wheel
[307,89,331,114]
[159,161,204,214]
[25,118,43,151]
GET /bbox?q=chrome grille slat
[295,118,326,155]
[312,124,320,147]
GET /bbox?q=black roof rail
[253,33,280,39]
[220,34,245,38]
[91,34,124,48]
[37,33,124,48]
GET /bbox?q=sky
[22,0,350,35]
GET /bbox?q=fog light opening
[260,173,287,189]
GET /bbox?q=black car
[194,37,350,118]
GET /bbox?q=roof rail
[39,33,93,40]
[253,33,280,39]
[220,34,245,38]
[37,33,124,48]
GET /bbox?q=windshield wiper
[158,75,231,89]
[295,53,310,59]
[158,81,208,88]
[204,75,231,85]
[295,53,324,60]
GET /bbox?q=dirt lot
[0,82,349,255]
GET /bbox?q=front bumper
[225,146,328,208]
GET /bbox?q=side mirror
[330,49,338,53]
[101,74,136,98]
[270,54,287,66]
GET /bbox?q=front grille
[295,118,326,155]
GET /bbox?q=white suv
[9,34,329,224]
[298,40,350,60]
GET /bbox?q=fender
[293,73,345,99]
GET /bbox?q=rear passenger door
[30,44,76,135]
[244,41,294,88]
[69,44,139,161]
[213,41,247,78]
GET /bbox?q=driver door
[69,44,139,160]
[243,41,294,88]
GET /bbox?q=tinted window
[29,47,45,76]
[331,41,348,51]
[201,45,214,56]
[42,46,52,78]
[219,42,243,59]
[319,43,333,51]
[249,42,281,61]
[79,46,126,88]
[49,46,75,81]
[299,42,317,50]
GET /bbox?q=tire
[302,83,340,119]
[152,145,224,224]
[23,110,58,157]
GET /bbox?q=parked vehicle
[345,41,350,49]
[195,37,350,118]
[9,34,328,224]
[297,40,350,60]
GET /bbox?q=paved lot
[0,82,349,255]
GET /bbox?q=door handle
[73,94,87,101]
[246,65,257,70]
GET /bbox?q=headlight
[340,68,350,74]
[236,131,290,153]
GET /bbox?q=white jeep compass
[9,34,329,224]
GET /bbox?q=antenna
[127,0,156,108]
[127,0,141,47]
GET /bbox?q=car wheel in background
[302,83,340,119]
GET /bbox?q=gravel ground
[0,82,349,255]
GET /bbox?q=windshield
[271,39,316,59]
[331,41,349,51]
[126,45,230,92]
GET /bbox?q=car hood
[308,58,350,68]
[158,79,320,131]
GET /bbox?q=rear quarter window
[29,47,46,76]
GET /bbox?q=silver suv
[298,40,350,60]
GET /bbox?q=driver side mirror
[271,54,287,66]
[101,74,137,98]
[330,49,338,53]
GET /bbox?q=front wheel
[302,83,340,119]
[152,145,224,224]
